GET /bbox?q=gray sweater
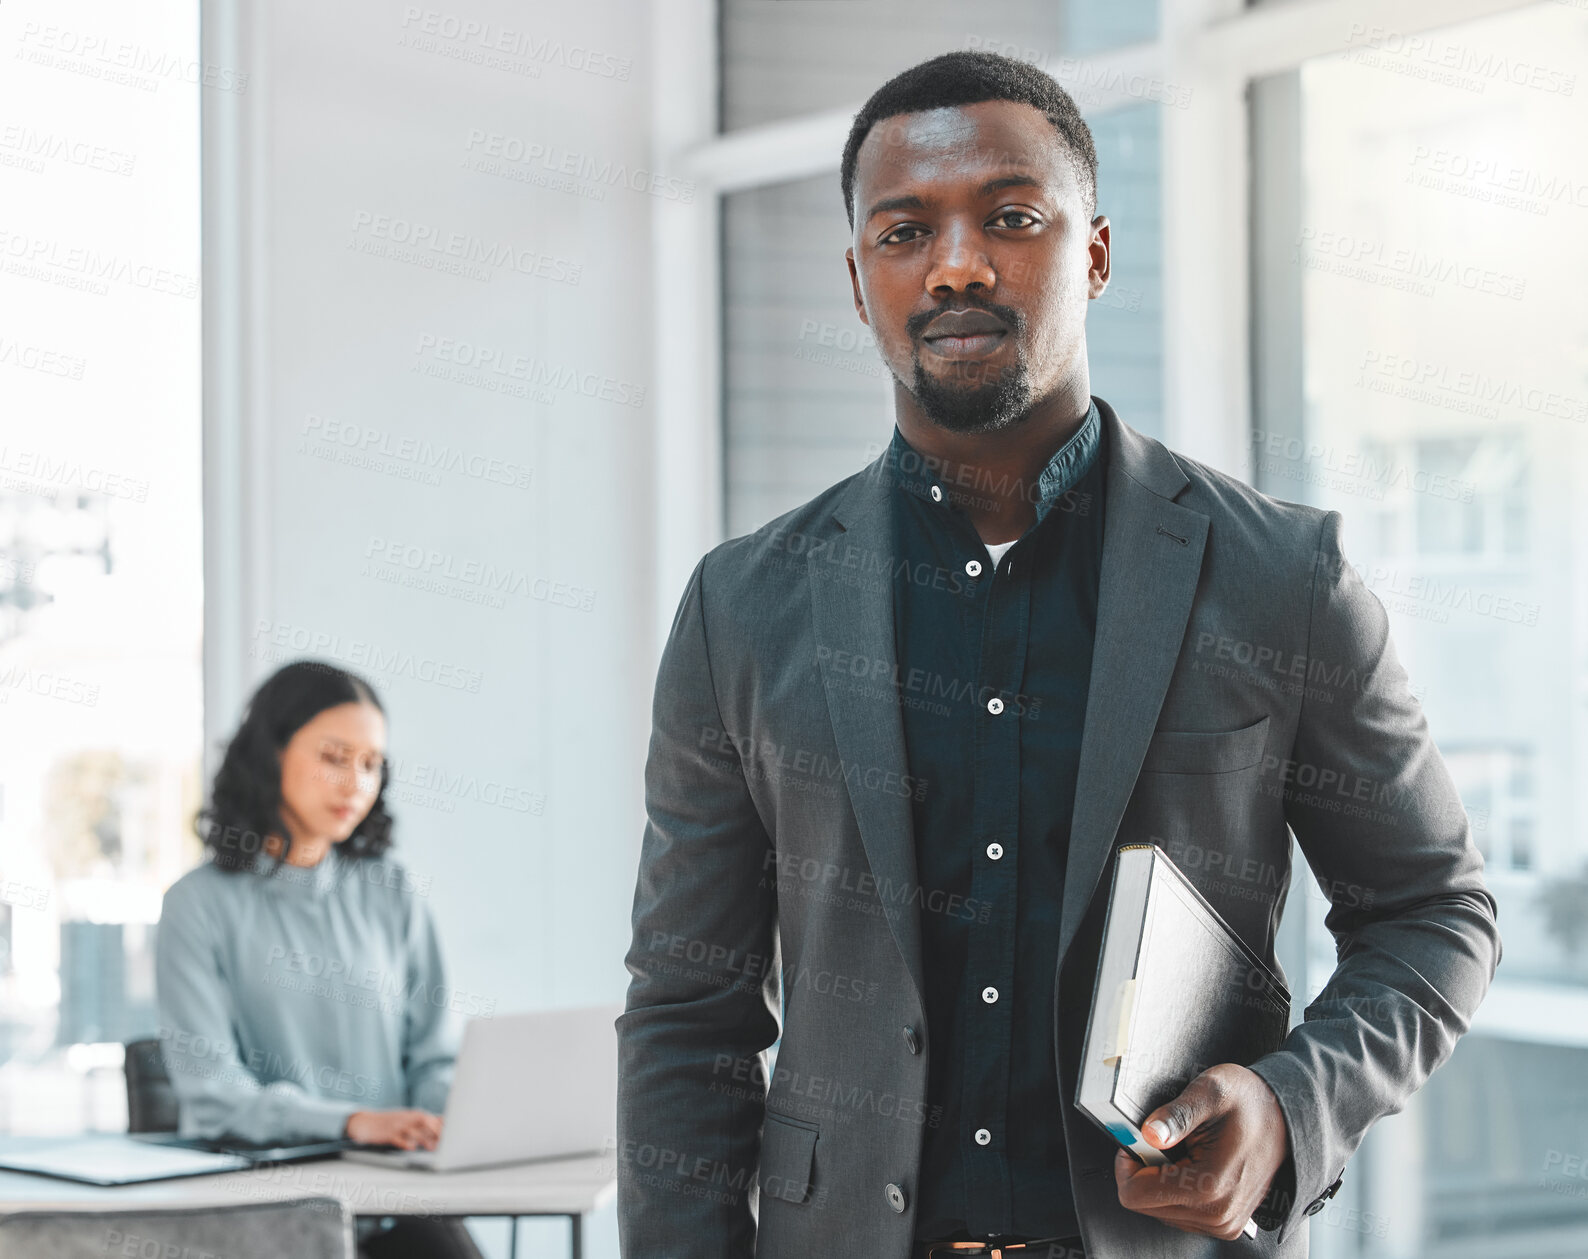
[155,846,459,1143]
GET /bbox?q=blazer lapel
[1058,402,1211,968]
[808,457,925,1001]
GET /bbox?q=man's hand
[1114,1063,1288,1241]
[345,1109,444,1150]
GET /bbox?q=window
[0,0,202,1132]
[1413,435,1529,561]
[1444,745,1539,874]
[1350,433,1531,563]
[1253,4,1588,1250]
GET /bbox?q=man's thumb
[1142,1075,1216,1148]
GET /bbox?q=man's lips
[922,330,1007,359]
[922,310,1007,338]
[919,310,1009,360]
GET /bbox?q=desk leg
[508,1216,518,1259]
[570,1213,583,1259]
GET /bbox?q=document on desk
[0,1135,251,1186]
[1076,844,1290,1166]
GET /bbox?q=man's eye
[992,211,1036,229]
[880,224,925,245]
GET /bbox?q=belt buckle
[925,1242,1041,1258]
[927,1238,1073,1257]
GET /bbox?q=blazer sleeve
[616,553,782,1259]
[1247,510,1502,1242]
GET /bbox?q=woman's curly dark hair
[195,659,395,873]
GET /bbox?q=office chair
[122,1037,179,1134]
[0,1197,356,1258]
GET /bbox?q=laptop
[342,1003,619,1173]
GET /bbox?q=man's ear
[1088,215,1112,300]
[846,247,869,326]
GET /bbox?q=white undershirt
[984,538,1018,569]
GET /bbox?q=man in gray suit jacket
[617,50,1499,1259]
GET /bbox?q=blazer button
[885,1182,908,1214]
[902,1025,921,1055]
[1305,1174,1345,1216]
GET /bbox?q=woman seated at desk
[156,659,480,1259]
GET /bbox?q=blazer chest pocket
[1140,714,1270,775]
[758,1112,819,1205]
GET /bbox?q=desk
[0,1143,615,1259]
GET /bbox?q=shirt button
[965,559,982,577]
[974,1128,992,1146]
[886,1182,908,1213]
[986,697,1004,715]
[902,1025,921,1055]
[981,986,999,1004]
[930,486,943,503]
[986,842,1004,861]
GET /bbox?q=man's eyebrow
[865,193,927,221]
[979,173,1044,196]
[864,174,1048,221]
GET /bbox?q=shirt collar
[883,398,1103,525]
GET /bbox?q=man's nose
[924,221,995,296]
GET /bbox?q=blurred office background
[2,0,1587,1255]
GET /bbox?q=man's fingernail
[1146,1120,1171,1143]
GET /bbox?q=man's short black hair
[841,50,1098,228]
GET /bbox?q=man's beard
[898,299,1033,434]
[904,351,1033,435]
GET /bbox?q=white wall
[202,0,659,1020]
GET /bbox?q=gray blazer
[617,399,1500,1259]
